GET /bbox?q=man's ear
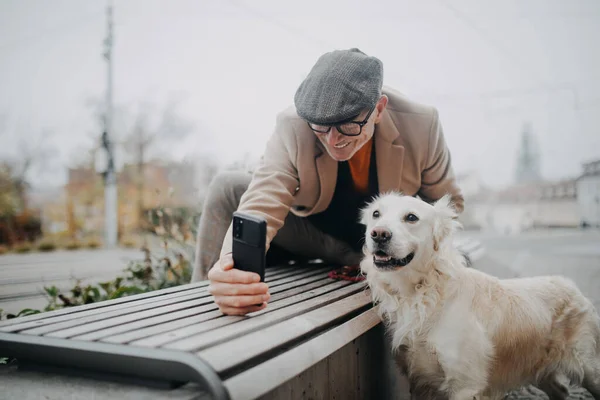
[432,194,459,251]
[374,95,388,124]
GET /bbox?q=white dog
[360,192,600,400]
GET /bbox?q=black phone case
[232,212,266,282]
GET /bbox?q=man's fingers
[209,268,261,284]
[219,303,267,316]
[220,253,234,271]
[214,293,270,309]
[208,282,269,296]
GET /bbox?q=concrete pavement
[0,248,145,315]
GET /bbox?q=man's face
[312,96,388,162]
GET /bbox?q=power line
[434,1,594,113]
[0,10,104,51]
[227,0,335,52]
[436,1,545,84]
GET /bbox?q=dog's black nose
[370,228,392,243]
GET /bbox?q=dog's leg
[537,373,570,400]
[583,362,600,399]
[582,316,600,400]
[449,387,481,400]
[409,377,449,400]
[410,384,449,400]
[394,344,410,376]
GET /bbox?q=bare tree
[0,118,59,213]
[122,98,194,230]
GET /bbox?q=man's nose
[370,227,392,244]
[326,127,344,146]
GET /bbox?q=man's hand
[207,253,270,316]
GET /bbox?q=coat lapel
[313,142,337,213]
[375,110,405,194]
[311,108,405,212]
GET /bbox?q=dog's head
[360,193,460,273]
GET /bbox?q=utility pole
[102,0,118,247]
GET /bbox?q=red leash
[328,265,366,282]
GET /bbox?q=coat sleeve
[220,115,300,258]
[417,108,465,213]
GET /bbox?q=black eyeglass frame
[306,105,376,137]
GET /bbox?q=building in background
[576,159,600,227]
[457,122,586,234]
[514,122,542,185]
[458,173,578,234]
[39,160,198,239]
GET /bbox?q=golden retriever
[359,192,600,400]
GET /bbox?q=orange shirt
[347,138,373,194]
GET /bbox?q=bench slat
[0,281,209,328]
[129,279,350,348]
[3,266,331,335]
[12,290,212,336]
[43,268,332,338]
[73,270,335,342]
[97,272,335,346]
[198,290,372,374]
[223,306,380,400]
[0,262,379,397]
[0,265,295,329]
[164,281,366,352]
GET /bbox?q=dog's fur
[360,192,600,400]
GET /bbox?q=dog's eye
[405,213,419,223]
[372,210,380,219]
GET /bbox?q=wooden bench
[0,263,402,400]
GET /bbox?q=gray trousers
[191,171,363,282]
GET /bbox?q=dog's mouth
[372,250,415,269]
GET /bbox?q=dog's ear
[359,204,372,226]
[432,194,460,251]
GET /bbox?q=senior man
[193,48,464,316]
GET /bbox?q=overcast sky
[1,0,599,190]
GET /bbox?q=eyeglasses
[307,105,376,137]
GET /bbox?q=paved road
[0,248,146,314]
[473,228,600,311]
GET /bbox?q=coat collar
[374,108,405,194]
[312,108,405,211]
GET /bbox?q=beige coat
[220,87,464,257]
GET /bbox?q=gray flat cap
[294,48,383,125]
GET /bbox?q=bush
[65,241,81,250]
[0,212,43,246]
[121,238,137,248]
[14,243,32,253]
[38,241,57,252]
[32,244,192,313]
[87,239,101,249]
[4,201,197,317]
[0,245,7,255]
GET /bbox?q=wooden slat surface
[44,268,333,339]
[1,265,322,335]
[131,279,350,349]
[1,263,377,399]
[223,306,381,400]
[165,281,366,352]
[76,267,334,342]
[0,266,290,330]
[0,280,209,329]
[12,289,212,336]
[198,290,372,373]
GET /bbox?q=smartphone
[232,211,267,282]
